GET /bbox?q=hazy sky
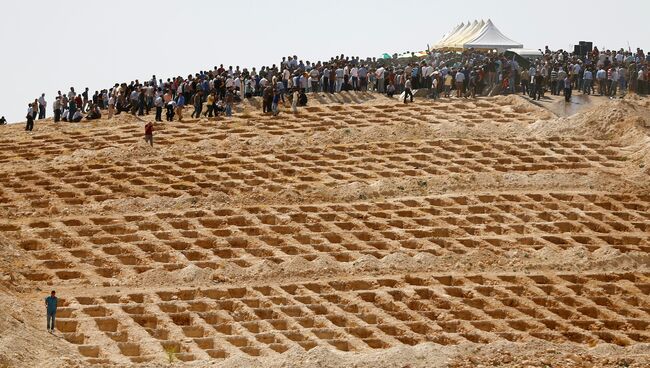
[1,0,647,123]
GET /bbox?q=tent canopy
[451,20,484,49]
[463,20,523,51]
[434,22,465,49]
[432,19,523,51]
[434,22,468,49]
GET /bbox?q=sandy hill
[1,91,649,367]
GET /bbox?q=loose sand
[1,92,649,367]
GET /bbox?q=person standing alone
[45,290,58,333]
[144,121,154,147]
[25,104,35,131]
[38,93,47,119]
[404,77,414,103]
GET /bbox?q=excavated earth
[1,92,649,367]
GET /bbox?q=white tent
[434,22,467,49]
[433,23,458,48]
[433,22,464,49]
[446,21,476,49]
[432,19,522,51]
[463,19,522,51]
[452,20,485,49]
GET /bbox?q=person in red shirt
[144,122,154,147]
[75,95,83,112]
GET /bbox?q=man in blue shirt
[582,68,593,95]
[45,290,58,333]
[358,65,368,91]
[176,94,185,122]
[411,65,419,89]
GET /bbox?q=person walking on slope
[144,121,154,147]
[403,77,414,104]
[45,290,58,333]
[191,91,203,118]
[176,94,185,122]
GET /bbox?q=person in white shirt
[282,68,291,90]
[72,110,83,122]
[350,66,359,90]
[572,63,581,90]
[38,94,47,119]
[25,104,34,131]
[300,74,308,91]
[431,75,439,99]
[53,97,62,122]
[638,69,647,95]
[309,68,320,93]
[335,66,344,92]
[145,85,155,109]
[375,66,385,93]
[455,70,465,98]
[322,66,330,93]
[108,95,115,119]
[610,68,619,96]
[154,94,163,121]
[404,78,413,104]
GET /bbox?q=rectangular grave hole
[117,343,140,357]
[78,345,100,358]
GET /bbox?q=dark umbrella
[504,50,531,70]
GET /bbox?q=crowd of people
[15,44,649,133]
[513,46,649,102]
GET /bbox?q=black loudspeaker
[579,41,593,53]
[574,45,583,55]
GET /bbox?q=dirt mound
[530,98,649,141]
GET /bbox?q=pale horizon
[1,0,647,123]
